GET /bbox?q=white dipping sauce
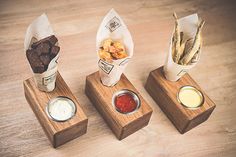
[178,86,204,108]
[47,97,76,122]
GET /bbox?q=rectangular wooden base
[23,72,88,148]
[145,66,216,134]
[85,72,153,140]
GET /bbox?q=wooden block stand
[85,72,153,140]
[23,72,88,148]
[145,66,216,134]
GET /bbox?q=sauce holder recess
[23,72,88,148]
[85,71,153,140]
[145,66,216,134]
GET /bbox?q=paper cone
[164,14,201,81]
[24,14,59,92]
[96,9,134,86]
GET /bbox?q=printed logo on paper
[98,59,114,74]
[177,69,187,77]
[43,72,57,85]
[106,16,121,32]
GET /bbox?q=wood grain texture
[145,66,216,133]
[85,71,152,140]
[0,0,236,156]
[23,72,88,147]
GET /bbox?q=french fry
[191,49,200,63]
[191,42,202,63]
[172,12,181,63]
[177,40,187,64]
[174,31,187,63]
[180,20,205,65]
[180,32,184,44]
[179,38,194,64]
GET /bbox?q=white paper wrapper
[164,14,201,81]
[96,9,134,86]
[24,13,59,92]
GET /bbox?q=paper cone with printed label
[164,14,202,81]
[96,9,134,86]
[24,14,59,92]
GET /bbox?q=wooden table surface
[0,0,236,156]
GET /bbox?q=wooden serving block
[145,66,216,134]
[85,71,153,140]
[23,72,88,148]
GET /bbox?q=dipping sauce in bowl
[177,86,204,109]
[112,89,140,114]
[46,96,76,122]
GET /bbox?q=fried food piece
[111,51,128,59]
[26,35,60,73]
[113,41,124,50]
[26,49,45,73]
[31,35,58,48]
[172,13,181,63]
[171,12,205,65]
[181,38,194,61]
[36,42,50,55]
[180,20,205,65]
[99,49,113,62]
[102,39,113,51]
[108,45,117,53]
[99,38,128,62]
[50,46,60,59]
[40,54,51,66]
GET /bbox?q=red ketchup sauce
[115,93,137,113]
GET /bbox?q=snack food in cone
[164,13,205,81]
[24,14,60,92]
[96,9,134,86]
[99,39,128,62]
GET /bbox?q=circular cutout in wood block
[177,86,204,109]
[46,96,77,122]
[112,89,141,114]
